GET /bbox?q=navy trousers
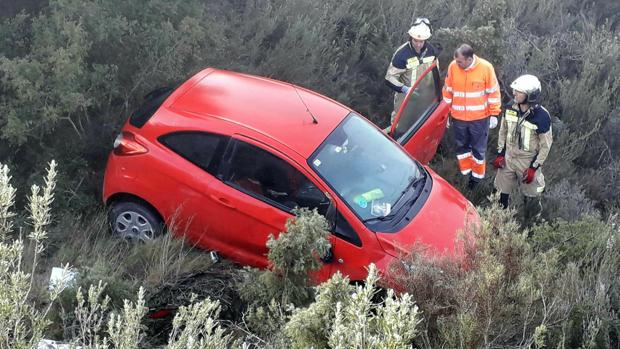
[451,117,490,181]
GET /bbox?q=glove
[400,85,410,94]
[492,155,505,169]
[522,166,537,184]
[489,115,498,129]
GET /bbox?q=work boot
[467,177,479,190]
[499,193,509,209]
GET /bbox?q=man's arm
[442,63,454,105]
[498,110,508,153]
[486,65,502,116]
[385,63,407,93]
[533,130,553,168]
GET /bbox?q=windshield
[309,113,423,222]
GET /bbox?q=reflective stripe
[488,97,501,104]
[523,130,530,150]
[453,90,486,98]
[451,102,488,111]
[406,58,420,69]
[467,104,487,111]
[458,155,473,174]
[472,157,485,164]
[537,185,545,193]
[506,114,519,122]
[485,85,498,94]
[522,122,538,151]
[457,152,472,160]
[445,86,453,92]
[444,98,452,104]
[422,56,435,63]
[471,172,485,179]
[461,169,472,175]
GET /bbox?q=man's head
[454,44,474,69]
[510,74,542,104]
[408,18,432,53]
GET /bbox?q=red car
[103,63,476,283]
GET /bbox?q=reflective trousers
[451,117,489,181]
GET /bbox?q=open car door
[389,62,450,165]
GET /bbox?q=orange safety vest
[442,55,501,121]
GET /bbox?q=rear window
[158,132,229,176]
[129,87,175,128]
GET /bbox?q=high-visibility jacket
[442,55,501,121]
[498,103,553,168]
[385,41,437,92]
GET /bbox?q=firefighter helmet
[510,74,541,104]
[408,18,432,40]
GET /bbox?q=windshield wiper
[395,172,426,202]
[362,212,398,224]
[362,173,426,224]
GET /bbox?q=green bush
[235,208,331,345]
[1,0,619,218]
[285,265,422,349]
[1,0,619,347]
[388,201,619,348]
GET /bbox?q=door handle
[209,194,236,209]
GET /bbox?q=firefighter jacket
[385,41,437,92]
[498,103,553,168]
[442,55,502,121]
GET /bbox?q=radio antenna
[293,87,318,124]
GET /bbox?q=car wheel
[109,201,163,242]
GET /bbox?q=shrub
[389,200,619,348]
[0,160,66,348]
[0,161,245,348]
[285,265,422,349]
[235,207,331,345]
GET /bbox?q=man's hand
[489,115,498,129]
[522,167,537,184]
[492,155,506,169]
[400,85,410,94]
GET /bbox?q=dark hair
[454,44,474,58]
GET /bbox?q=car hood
[375,168,478,258]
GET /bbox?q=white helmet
[408,18,432,40]
[510,74,541,103]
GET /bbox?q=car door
[322,208,378,283]
[207,135,333,276]
[389,62,450,164]
[156,130,231,247]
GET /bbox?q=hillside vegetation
[0,0,619,347]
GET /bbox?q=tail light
[113,132,148,155]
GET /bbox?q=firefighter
[493,74,552,219]
[385,17,437,125]
[442,44,501,189]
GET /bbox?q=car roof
[167,68,352,158]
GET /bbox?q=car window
[333,210,361,246]
[159,132,228,175]
[309,113,423,223]
[130,87,175,128]
[393,68,440,140]
[224,141,330,215]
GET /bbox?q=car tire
[109,200,164,242]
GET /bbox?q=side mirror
[296,185,331,215]
[320,246,334,264]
